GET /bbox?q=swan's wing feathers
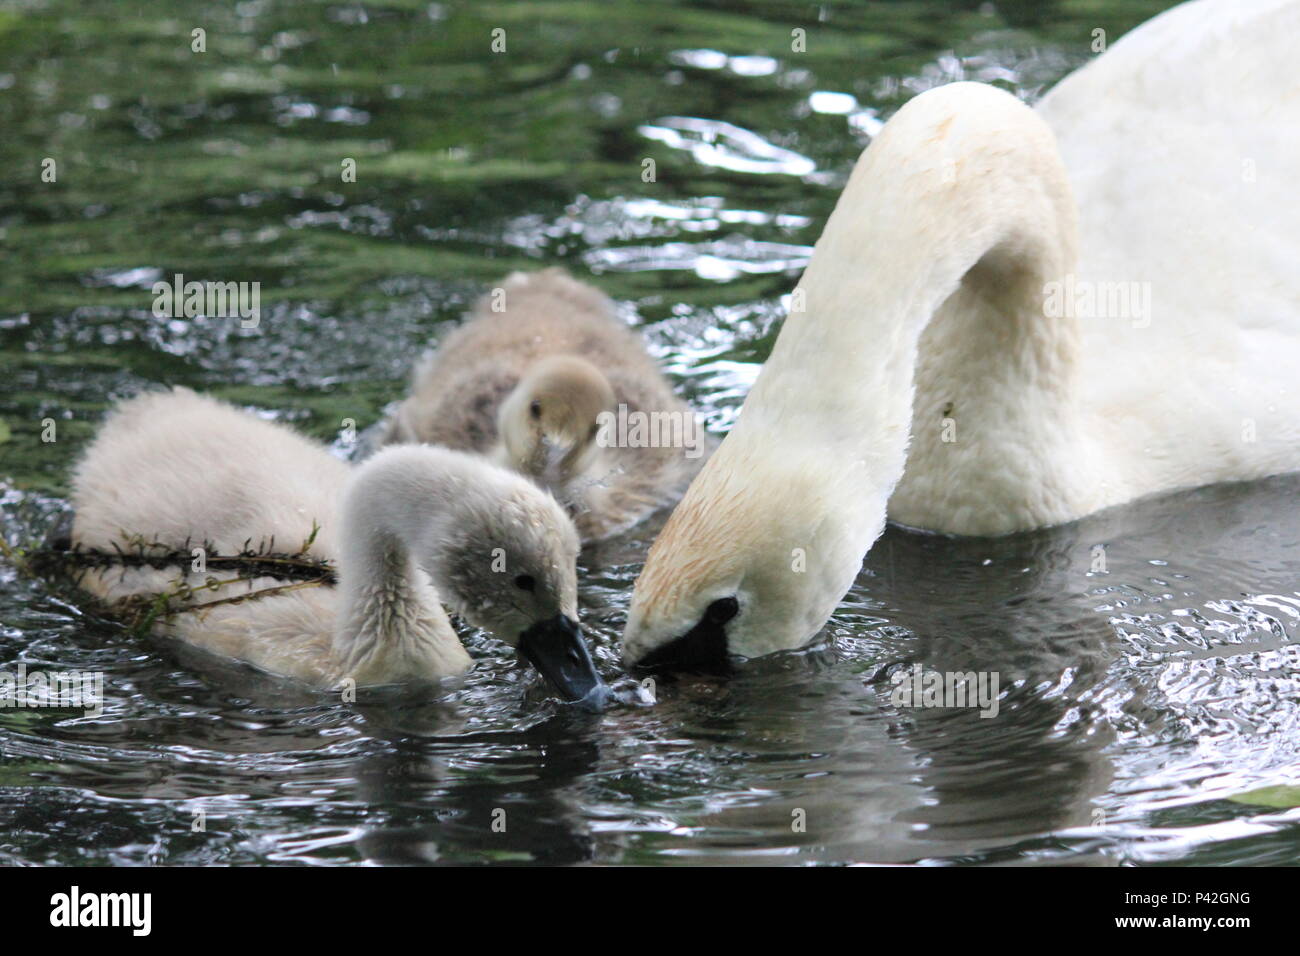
[1038,0,1300,433]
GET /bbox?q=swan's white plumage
[71,388,579,687]
[625,0,1300,664]
[896,0,1300,531]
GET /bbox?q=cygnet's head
[352,446,604,703]
[425,456,605,702]
[497,355,616,485]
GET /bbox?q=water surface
[4,0,1300,865]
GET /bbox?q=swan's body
[624,0,1300,668]
[71,388,603,701]
[381,268,705,540]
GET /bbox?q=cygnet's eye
[529,400,542,419]
[514,574,536,592]
[705,596,739,625]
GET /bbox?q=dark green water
[4,0,1299,865]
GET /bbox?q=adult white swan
[69,388,605,703]
[624,0,1300,671]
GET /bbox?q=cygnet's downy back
[382,268,709,540]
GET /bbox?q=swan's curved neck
[740,83,1082,536]
[332,452,466,683]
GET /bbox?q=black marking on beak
[518,613,608,710]
[634,616,732,676]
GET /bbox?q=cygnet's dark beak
[539,433,582,482]
[519,613,608,710]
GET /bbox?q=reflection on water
[577,475,1300,866]
[5,473,1300,865]
[3,0,1298,865]
[638,116,818,177]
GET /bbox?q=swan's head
[497,355,616,485]
[622,436,872,674]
